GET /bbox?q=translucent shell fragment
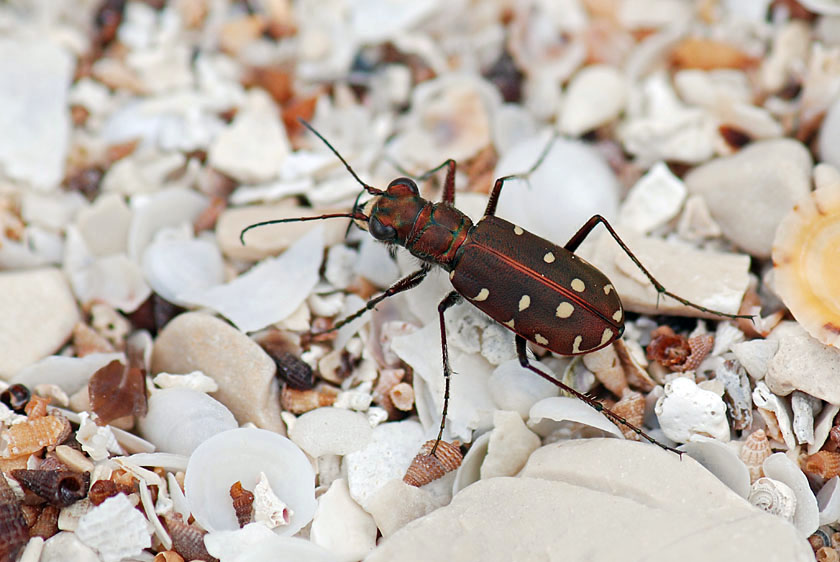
[772,165,840,348]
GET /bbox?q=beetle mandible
[241,120,751,454]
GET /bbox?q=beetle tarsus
[431,290,462,457]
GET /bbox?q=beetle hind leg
[432,291,462,456]
[514,336,681,455]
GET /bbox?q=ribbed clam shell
[403,440,463,487]
[4,414,71,457]
[611,392,645,441]
[739,429,772,483]
[229,481,254,528]
[24,394,50,418]
[10,469,90,507]
[806,451,840,479]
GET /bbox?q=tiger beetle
[241,119,752,455]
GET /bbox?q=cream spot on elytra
[514,226,524,235]
[556,302,574,318]
[543,252,555,263]
[503,319,515,329]
[534,333,548,346]
[571,278,585,292]
[474,288,489,301]
[519,295,531,311]
[601,328,614,346]
[613,309,622,322]
[604,284,614,295]
[572,335,583,353]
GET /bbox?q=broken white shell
[527,396,625,440]
[75,494,152,562]
[749,477,797,522]
[753,381,796,449]
[185,428,317,536]
[772,163,840,348]
[137,387,237,455]
[288,407,373,457]
[142,234,225,307]
[817,476,840,525]
[487,359,560,418]
[679,438,750,498]
[452,431,491,495]
[654,377,730,443]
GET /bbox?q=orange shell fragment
[772,165,840,348]
[3,415,71,458]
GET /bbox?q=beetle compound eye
[387,178,419,194]
[369,216,397,241]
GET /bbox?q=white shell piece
[207,530,340,562]
[310,478,377,561]
[68,251,152,313]
[12,352,124,396]
[58,499,94,532]
[654,377,731,443]
[810,404,840,455]
[41,532,100,562]
[74,193,131,257]
[617,162,687,234]
[731,339,779,380]
[19,536,44,562]
[76,411,124,461]
[392,320,495,442]
[752,382,796,449]
[344,420,426,509]
[488,359,560,418]
[137,387,237,455]
[167,472,190,521]
[452,431,491,495]
[679,439,751,499]
[559,64,626,136]
[749,477,797,522]
[288,407,373,457]
[139,478,171,550]
[817,476,840,525]
[185,427,316,535]
[185,225,323,332]
[113,457,163,487]
[763,452,820,536]
[75,494,152,562]
[254,471,293,528]
[527,396,625,440]
[142,234,225,306]
[127,187,208,261]
[152,370,219,393]
[480,410,542,480]
[110,426,156,454]
[791,391,820,445]
[493,132,620,245]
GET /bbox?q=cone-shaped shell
[772,164,840,348]
[229,481,254,528]
[11,469,90,507]
[162,514,216,562]
[739,429,772,483]
[403,440,463,487]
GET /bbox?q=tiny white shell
[763,452,820,536]
[749,477,797,522]
[185,428,317,536]
[137,387,237,455]
[654,377,730,443]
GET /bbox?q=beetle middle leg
[514,336,681,454]
[432,290,462,455]
[315,266,430,336]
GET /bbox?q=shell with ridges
[162,514,214,562]
[0,474,28,561]
[10,469,90,507]
[3,415,71,458]
[806,451,840,479]
[612,392,645,441]
[229,481,254,528]
[404,440,463,487]
[739,429,772,483]
[749,477,797,521]
[772,163,840,348]
[74,494,151,562]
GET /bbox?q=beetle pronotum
[242,120,751,454]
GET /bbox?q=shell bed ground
[3,1,840,561]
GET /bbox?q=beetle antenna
[298,118,384,196]
[240,212,368,245]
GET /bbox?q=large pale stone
[0,268,80,379]
[365,440,812,562]
[765,321,840,403]
[151,312,283,432]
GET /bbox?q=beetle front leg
[564,215,752,320]
[514,336,681,455]
[484,133,560,217]
[315,267,429,336]
[432,290,462,456]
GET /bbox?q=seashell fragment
[817,477,840,526]
[310,478,376,561]
[162,514,215,562]
[75,494,151,562]
[403,440,463,488]
[528,396,625,440]
[764,452,821,536]
[749,477,797,522]
[288,407,372,458]
[679,439,751,499]
[753,382,796,449]
[3,415,71,458]
[24,394,50,419]
[280,384,338,414]
[11,470,89,507]
[389,382,415,412]
[739,429,772,483]
[655,377,730,443]
[0,474,28,561]
[792,391,821,445]
[772,164,840,348]
[185,427,316,535]
[30,504,59,539]
[582,344,627,396]
[88,360,147,425]
[806,452,840,479]
[229,481,254,528]
[253,471,292,528]
[611,392,645,441]
[716,359,752,430]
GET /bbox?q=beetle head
[365,178,424,244]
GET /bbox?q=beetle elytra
[241,120,751,455]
